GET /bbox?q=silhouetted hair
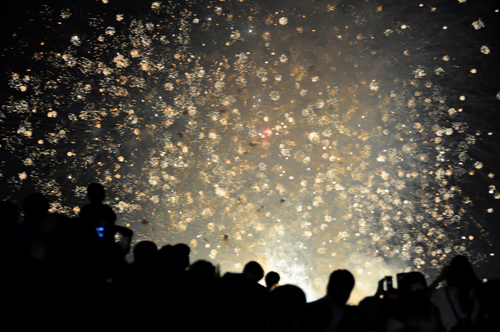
[243,261,264,282]
[23,193,50,218]
[189,260,216,281]
[173,243,191,269]
[326,269,355,305]
[399,271,427,296]
[0,200,19,222]
[268,284,306,317]
[265,271,280,288]
[133,240,158,263]
[87,183,106,203]
[447,255,480,288]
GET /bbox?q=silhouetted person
[118,240,158,307]
[44,215,100,277]
[358,275,402,332]
[265,271,280,291]
[156,243,191,272]
[78,184,132,285]
[187,259,218,302]
[17,192,50,262]
[133,240,158,264]
[327,269,355,304]
[124,240,157,283]
[243,260,265,284]
[172,243,191,271]
[358,294,387,332]
[189,259,218,285]
[386,272,444,332]
[0,200,19,264]
[18,211,105,331]
[476,279,500,331]
[185,260,220,331]
[430,255,481,332]
[2,200,21,329]
[140,243,192,332]
[80,183,116,240]
[219,261,268,332]
[298,269,368,332]
[242,260,268,301]
[265,284,306,332]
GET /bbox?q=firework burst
[1,0,499,301]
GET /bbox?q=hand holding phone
[385,276,393,290]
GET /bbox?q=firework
[1,0,499,302]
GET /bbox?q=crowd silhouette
[3,183,499,332]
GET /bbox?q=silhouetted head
[23,193,50,219]
[446,255,480,288]
[268,284,306,319]
[399,272,427,297]
[265,271,280,288]
[326,269,355,305]
[157,244,172,262]
[133,240,158,264]
[189,260,217,282]
[87,183,106,203]
[479,280,500,313]
[172,243,190,269]
[0,200,19,224]
[243,261,264,282]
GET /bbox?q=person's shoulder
[79,203,92,215]
[307,296,331,310]
[255,282,267,294]
[101,204,117,218]
[103,204,116,212]
[310,295,330,305]
[221,272,244,285]
[222,272,241,279]
[344,304,363,314]
[80,203,92,210]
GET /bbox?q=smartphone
[96,226,105,238]
[385,276,393,290]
